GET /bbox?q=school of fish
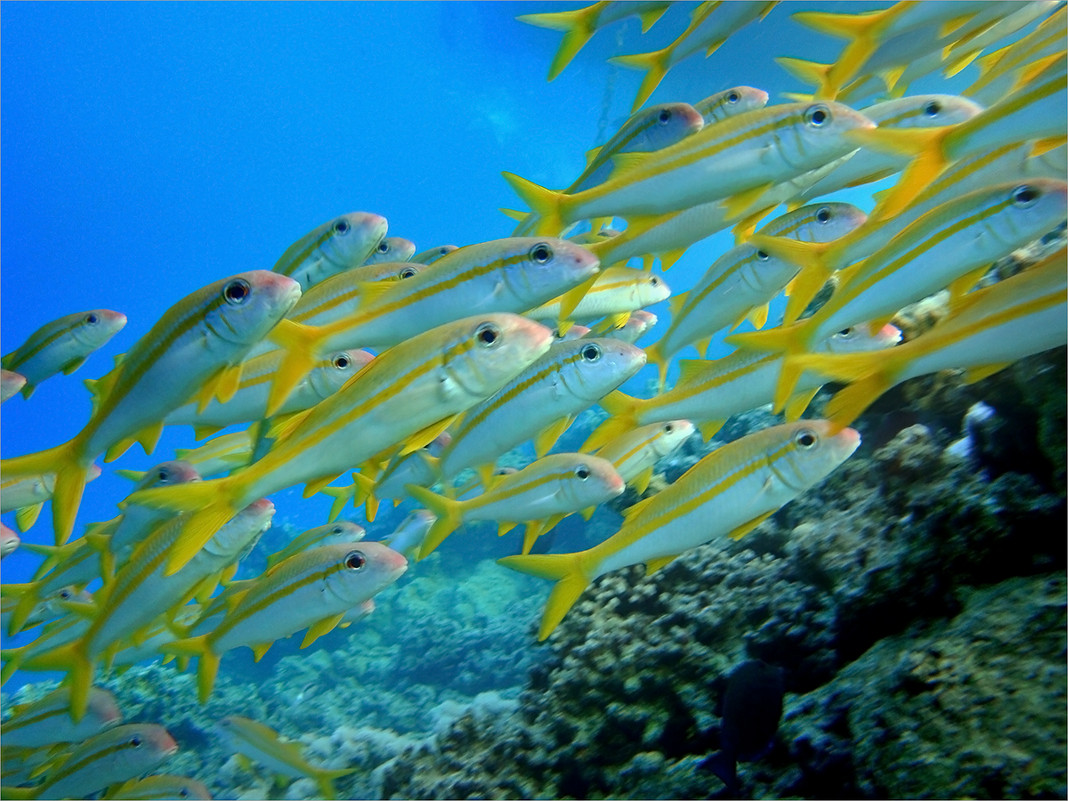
[1,2,1065,797]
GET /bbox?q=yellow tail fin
[1,441,88,545]
[406,484,464,559]
[609,48,670,111]
[500,173,566,237]
[581,391,643,452]
[497,551,590,640]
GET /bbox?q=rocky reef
[371,352,1067,800]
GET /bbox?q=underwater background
[1,2,1065,799]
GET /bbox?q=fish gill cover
[0,2,1065,799]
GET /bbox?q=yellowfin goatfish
[795,249,1068,427]
[164,348,373,439]
[644,201,868,385]
[262,236,598,413]
[215,715,356,800]
[965,5,1066,106]
[0,523,19,559]
[588,419,695,495]
[851,54,1067,218]
[694,86,770,125]
[795,94,984,203]
[1,608,93,685]
[0,271,300,546]
[501,420,859,640]
[381,509,437,560]
[42,498,275,721]
[266,520,366,569]
[0,464,102,533]
[611,2,777,111]
[510,103,705,237]
[411,452,626,558]
[504,101,874,237]
[106,774,213,800]
[789,2,1023,100]
[734,179,1068,410]
[4,723,178,800]
[431,338,647,488]
[517,2,671,82]
[166,542,407,702]
[525,267,670,332]
[129,313,554,575]
[1,369,27,402]
[361,235,417,265]
[281,261,428,330]
[170,430,255,479]
[604,309,657,345]
[1,309,127,399]
[411,244,459,264]
[1,585,90,638]
[587,323,901,450]
[271,211,387,291]
[0,686,121,748]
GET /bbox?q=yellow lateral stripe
[847,190,1015,300]
[42,737,140,787]
[273,226,336,277]
[468,467,573,509]
[4,703,72,731]
[452,349,584,438]
[209,559,348,646]
[951,64,1066,154]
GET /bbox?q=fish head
[861,93,984,130]
[72,308,128,349]
[698,86,770,125]
[207,497,276,560]
[307,349,374,399]
[86,687,123,730]
[204,270,302,347]
[366,236,417,265]
[767,420,860,493]
[319,211,389,271]
[133,460,202,491]
[765,201,868,243]
[820,321,902,354]
[653,419,696,457]
[440,313,554,400]
[0,523,20,558]
[327,540,408,606]
[559,338,647,400]
[638,102,705,149]
[988,179,1068,248]
[778,101,876,172]
[633,271,671,308]
[114,724,179,773]
[577,454,627,500]
[499,237,601,308]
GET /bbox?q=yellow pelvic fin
[723,183,774,223]
[401,415,457,456]
[580,392,640,452]
[631,465,654,496]
[823,373,891,427]
[301,612,346,649]
[644,554,677,575]
[697,419,725,442]
[558,274,600,324]
[534,415,573,458]
[14,502,42,533]
[728,510,776,541]
[657,247,687,272]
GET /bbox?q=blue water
[1,3,1050,797]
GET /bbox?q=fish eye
[332,525,344,534]
[332,354,351,369]
[581,343,601,362]
[836,327,856,338]
[529,243,554,264]
[474,322,501,348]
[59,588,72,599]
[574,465,590,479]
[664,423,674,433]
[223,279,251,305]
[726,91,740,103]
[756,250,769,261]
[333,219,350,235]
[179,790,189,798]
[816,207,832,223]
[130,736,142,747]
[1012,185,1038,206]
[657,109,672,124]
[85,313,99,324]
[158,468,170,481]
[650,276,660,285]
[399,267,418,279]
[923,100,941,117]
[795,429,818,449]
[344,550,366,570]
[377,241,390,253]
[438,246,449,255]
[805,104,831,127]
